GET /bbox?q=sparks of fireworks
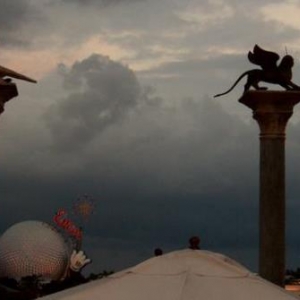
[73,195,95,221]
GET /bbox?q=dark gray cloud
[2,68,300,273]
[137,55,249,112]
[1,0,300,276]
[0,1,30,30]
[0,76,262,273]
[102,0,296,49]
[0,0,43,46]
[58,0,147,6]
[45,54,142,150]
[3,51,300,273]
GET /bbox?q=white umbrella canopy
[41,249,299,300]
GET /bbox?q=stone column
[239,90,300,286]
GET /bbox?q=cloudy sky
[1,0,300,275]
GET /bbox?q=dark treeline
[285,268,300,284]
[0,270,114,300]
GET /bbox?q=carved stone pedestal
[0,83,18,114]
[239,91,300,286]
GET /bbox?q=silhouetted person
[189,236,200,250]
[154,248,163,256]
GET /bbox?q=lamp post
[239,90,300,286]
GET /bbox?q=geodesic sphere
[0,221,70,281]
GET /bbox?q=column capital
[239,91,300,138]
[0,83,18,114]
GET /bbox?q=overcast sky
[1,0,300,275]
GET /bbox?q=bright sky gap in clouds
[2,0,300,274]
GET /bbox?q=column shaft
[239,91,300,287]
[259,137,285,286]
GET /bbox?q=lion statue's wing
[248,44,280,71]
[0,65,37,83]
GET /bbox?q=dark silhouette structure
[188,236,200,250]
[154,248,163,256]
[0,65,36,114]
[214,45,300,97]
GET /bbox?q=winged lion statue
[0,64,36,84]
[214,45,300,98]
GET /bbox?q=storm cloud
[46,54,141,150]
[1,0,300,275]
[57,0,147,6]
[0,54,262,272]
[0,0,43,46]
